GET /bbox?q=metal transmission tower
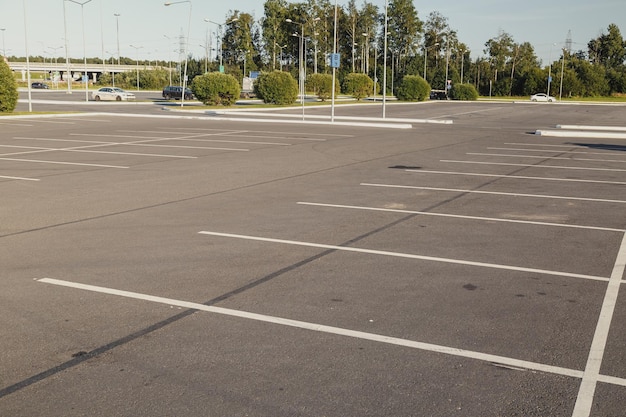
[565,29,572,54]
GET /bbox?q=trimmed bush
[395,75,430,101]
[342,73,373,101]
[450,83,479,100]
[306,73,339,101]
[254,70,298,105]
[191,72,240,106]
[0,58,18,112]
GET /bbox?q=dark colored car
[31,82,49,89]
[429,89,447,100]
[162,86,193,100]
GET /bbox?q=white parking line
[198,231,609,282]
[572,232,626,416]
[405,169,626,186]
[38,277,607,382]
[0,174,39,181]
[361,183,626,205]
[0,144,197,159]
[117,131,292,146]
[468,152,626,164]
[487,147,626,157]
[441,160,626,173]
[296,202,626,233]
[164,127,353,139]
[0,157,128,169]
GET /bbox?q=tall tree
[261,0,289,69]
[597,24,626,69]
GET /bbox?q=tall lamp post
[130,44,142,91]
[165,1,192,107]
[204,17,238,73]
[275,43,287,71]
[114,13,121,65]
[546,42,556,95]
[62,0,72,94]
[286,17,320,119]
[66,0,92,102]
[0,28,6,57]
[382,0,389,117]
[285,18,305,109]
[423,43,439,82]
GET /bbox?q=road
[1,99,625,416]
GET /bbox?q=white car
[91,87,136,101]
[530,93,556,102]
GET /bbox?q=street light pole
[22,0,32,112]
[114,13,121,65]
[205,18,239,73]
[423,43,439,82]
[0,28,5,57]
[382,0,388,118]
[66,0,92,102]
[165,1,192,108]
[130,44,142,91]
[62,0,72,94]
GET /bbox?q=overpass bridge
[7,61,161,82]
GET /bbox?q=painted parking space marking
[0,144,197,159]
[468,152,626,164]
[361,183,626,205]
[198,231,609,282]
[296,202,626,233]
[405,169,626,185]
[572,232,626,416]
[38,277,613,383]
[487,147,626,157]
[14,135,249,153]
[164,126,352,139]
[0,174,39,181]
[117,131,292,146]
[0,157,128,169]
[441,160,626,173]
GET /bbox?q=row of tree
[7,0,626,97]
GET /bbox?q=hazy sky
[0,0,624,66]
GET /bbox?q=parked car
[429,89,447,100]
[91,87,135,101]
[31,82,49,89]
[162,85,193,100]
[530,93,556,102]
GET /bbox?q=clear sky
[0,0,624,66]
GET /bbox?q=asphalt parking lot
[1,101,625,416]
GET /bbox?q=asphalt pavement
[1,97,625,416]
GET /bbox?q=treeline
[9,0,626,97]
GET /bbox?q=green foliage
[342,73,373,101]
[97,68,172,90]
[450,83,479,100]
[191,72,241,106]
[0,59,18,112]
[395,75,430,101]
[254,70,298,105]
[306,73,338,101]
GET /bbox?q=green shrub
[306,73,339,101]
[254,70,298,105]
[0,59,18,112]
[191,72,240,106]
[342,73,373,101]
[450,83,479,100]
[395,75,430,101]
